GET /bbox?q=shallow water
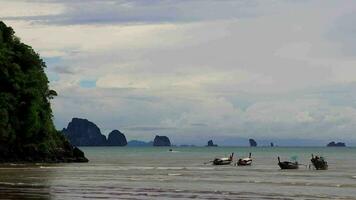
[1,147,356,199]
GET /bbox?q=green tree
[0,21,87,162]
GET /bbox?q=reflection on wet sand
[0,164,54,200]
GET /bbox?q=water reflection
[0,164,56,200]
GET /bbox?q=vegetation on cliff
[0,21,87,162]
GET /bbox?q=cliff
[62,118,107,146]
[153,135,171,146]
[0,21,87,163]
[62,118,129,146]
[107,130,127,146]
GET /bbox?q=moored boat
[311,154,328,170]
[278,157,299,169]
[237,153,252,166]
[213,153,234,165]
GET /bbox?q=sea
[1,147,356,200]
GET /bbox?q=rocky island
[249,139,257,147]
[327,141,346,147]
[0,21,87,163]
[62,118,107,146]
[153,135,171,146]
[107,130,127,146]
[206,140,218,147]
[62,118,128,146]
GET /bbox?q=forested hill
[0,21,88,163]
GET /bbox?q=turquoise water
[1,147,356,199]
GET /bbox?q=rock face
[249,139,257,147]
[207,140,218,147]
[0,21,87,163]
[327,141,346,147]
[107,130,127,146]
[153,135,171,146]
[62,118,129,147]
[62,118,107,146]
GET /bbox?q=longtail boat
[278,156,299,169]
[213,153,234,165]
[311,154,328,170]
[237,153,252,166]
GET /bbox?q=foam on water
[168,173,182,176]
[156,167,185,170]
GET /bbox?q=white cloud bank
[2,0,356,145]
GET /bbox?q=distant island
[127,140,153,147]
[62,118,172,147]
[327,141,346,147]
[206,140,218,147]
[153,135,171,146]
[62,118,127,146]
[62,119,352,148]
[63,118,107,146]
[107,130,128,146]
[0,21,87,163]
[249,139,257,147]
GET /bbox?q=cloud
[52,66,76,74]
[79,80,97,88]
[1,0,281,25]
[3,0,356,145]
[0,1,64,18]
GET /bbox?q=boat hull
[278,161,299,169]
[237,159,252,166]
[311,158,328,170]
[213,159,232,165]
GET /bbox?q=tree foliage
[0,21,73,161]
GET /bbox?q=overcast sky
[2,0,356,145]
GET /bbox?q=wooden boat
[278,157,299,169]
[311,154,328,170]
[213,153,234,165]
[237,153,252,166]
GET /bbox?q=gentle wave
[0,182,45,187]
[46,185,356,200]
[2,184,354,200]
[156,167,185,170]
[168,173,182,176]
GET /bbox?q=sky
[1,0,356,146]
